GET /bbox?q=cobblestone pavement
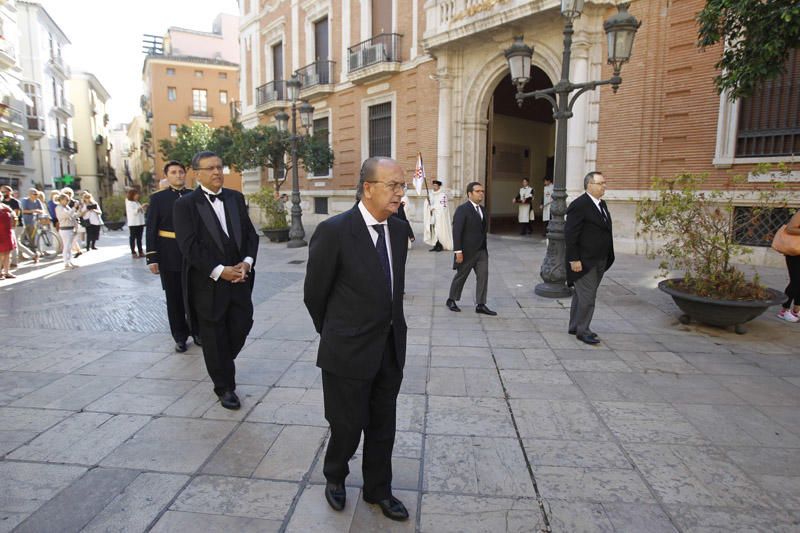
[1,230,799,532]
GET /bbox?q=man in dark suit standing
[446,181,497,315]
[565,171,615,345]
[304,157,409,522]
[173,151,259,410]
[146,160,198,353]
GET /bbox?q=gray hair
[583,171,603,190]
[191,151,219,169]
[356,156,393,201]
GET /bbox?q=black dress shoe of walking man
[325,483,346,511]
[175,340,188,353]
[446,299,461,312]
[217,390,241,410]
[577,334,601,345]
[476,304,497,316]
[364,495,409,521]
[192,335,202,347]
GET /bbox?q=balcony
[26,116,46,138]
[48,54,71,78]
[0,105,25,130]
[297,60,336,100]
[255,80,288,113]
[54,98,74,117]
[0,38,16,68]
[61,136,78,154]
[347,34,402,84]
[188,106,213,121]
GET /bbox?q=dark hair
[544,176,553,183]
[163,160,186,175]
[125,189,139,201]
[466,181,482,194]
[191,151,220,170]
[356,156,392,200]
[583,171,603,190]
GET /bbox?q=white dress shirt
[586,192,606,219]
[358,201,394,292]
[200,185,254,281]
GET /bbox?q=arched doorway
[485,66,555,235]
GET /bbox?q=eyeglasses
[591,181,607,187]
[195,165,224,172]
[367,180,407,191]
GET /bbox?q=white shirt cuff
[210,264,224,281]
[454,250,463,254]
[244,257,253,270]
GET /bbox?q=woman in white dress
[541,176,554,236]
[513,178,534,235]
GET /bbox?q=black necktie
[600,201,610,223]
[372,224,391,296]
[206,191,222,202]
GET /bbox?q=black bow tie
[205,191,222,202]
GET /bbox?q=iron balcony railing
[188,106,213,118]
[1,106,25,128]
[0,39,16,61]
[347,33,402,72]
[61,137,78,154]
[26,116,45,132]
[256,80,288,107]
[296,60,336,88]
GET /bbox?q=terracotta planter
[658,279,785,334]
[262,227,289,242]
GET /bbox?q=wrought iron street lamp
[505,2,640,297]
[276,75,315,248]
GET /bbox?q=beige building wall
[67,72,111,199]
[126,115,152,189]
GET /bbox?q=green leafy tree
[158,123,216,167]
[697,0,800,99]
[139,170,154,190]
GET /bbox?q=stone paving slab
[1,232,800,531]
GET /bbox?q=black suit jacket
[145,188,187,271]
[173,187,259,322]
[565,193,615,283]
[304,205,408,380]
[452,201,487,269]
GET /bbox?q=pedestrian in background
[541,176,554,236]
[47,191,59,228]
[1,185,23,267]
[0,202,16,279]
[61,188,83,258]
[21,188,44,263]
[55,194,79,270]
[513,178,534,235]
[126,189,146,258]
[80,192,103,251]
[777,209,800,322]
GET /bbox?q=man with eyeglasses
[304,156,410,522]
[173,151,259,410]
[565,171,615,345]
[446,181,497,316]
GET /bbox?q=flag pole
[418,152,435,238]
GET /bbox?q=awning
[0,72,33,107]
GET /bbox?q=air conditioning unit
[349,51,362,71]
[362,43,386,66]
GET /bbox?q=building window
[314,197,329,214]
[733,206,793,247]
[219,90,228,104]
[192,89,208,112]
[368,102,392,157]
[194,70,203,78]
[735,49,800,158]
[219,72,228,79]
[167,87,177,101]
[312,116,330,176]
[166,68,175,76]
[169,124,178,137]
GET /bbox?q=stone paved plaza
[1,230,799,532]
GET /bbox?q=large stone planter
[658,279,785,334]
[262,227,289,242]
[104,221,125,231]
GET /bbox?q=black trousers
[129,225,144,254]
[784,254,800,309]
[86,224,101,248]
[322,332,403,501]
[160,270,190,343]
[197,284,253,394]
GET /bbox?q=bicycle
[19,218,63,260]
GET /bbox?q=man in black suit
[304,157,409,522]
[146,160,198,353]
[446,181,497,316]
[173,151,259,409]
[565,171,615,345]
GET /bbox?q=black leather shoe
[568,329,576,335]
[446,299,461,312]
[364,495,409,521]
[217,390,241,410]
[325,483,346,511]
[192,335,202,347]
[175,341,187,353]
[476,304,497,316]
[577,334,600,345]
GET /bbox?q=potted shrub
[248,187,289,242]
[636,169,790,333]
[101,194,126,231]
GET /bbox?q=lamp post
[276,75,314,248]
[505,1,640,297]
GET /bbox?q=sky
[37,0,239,126]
